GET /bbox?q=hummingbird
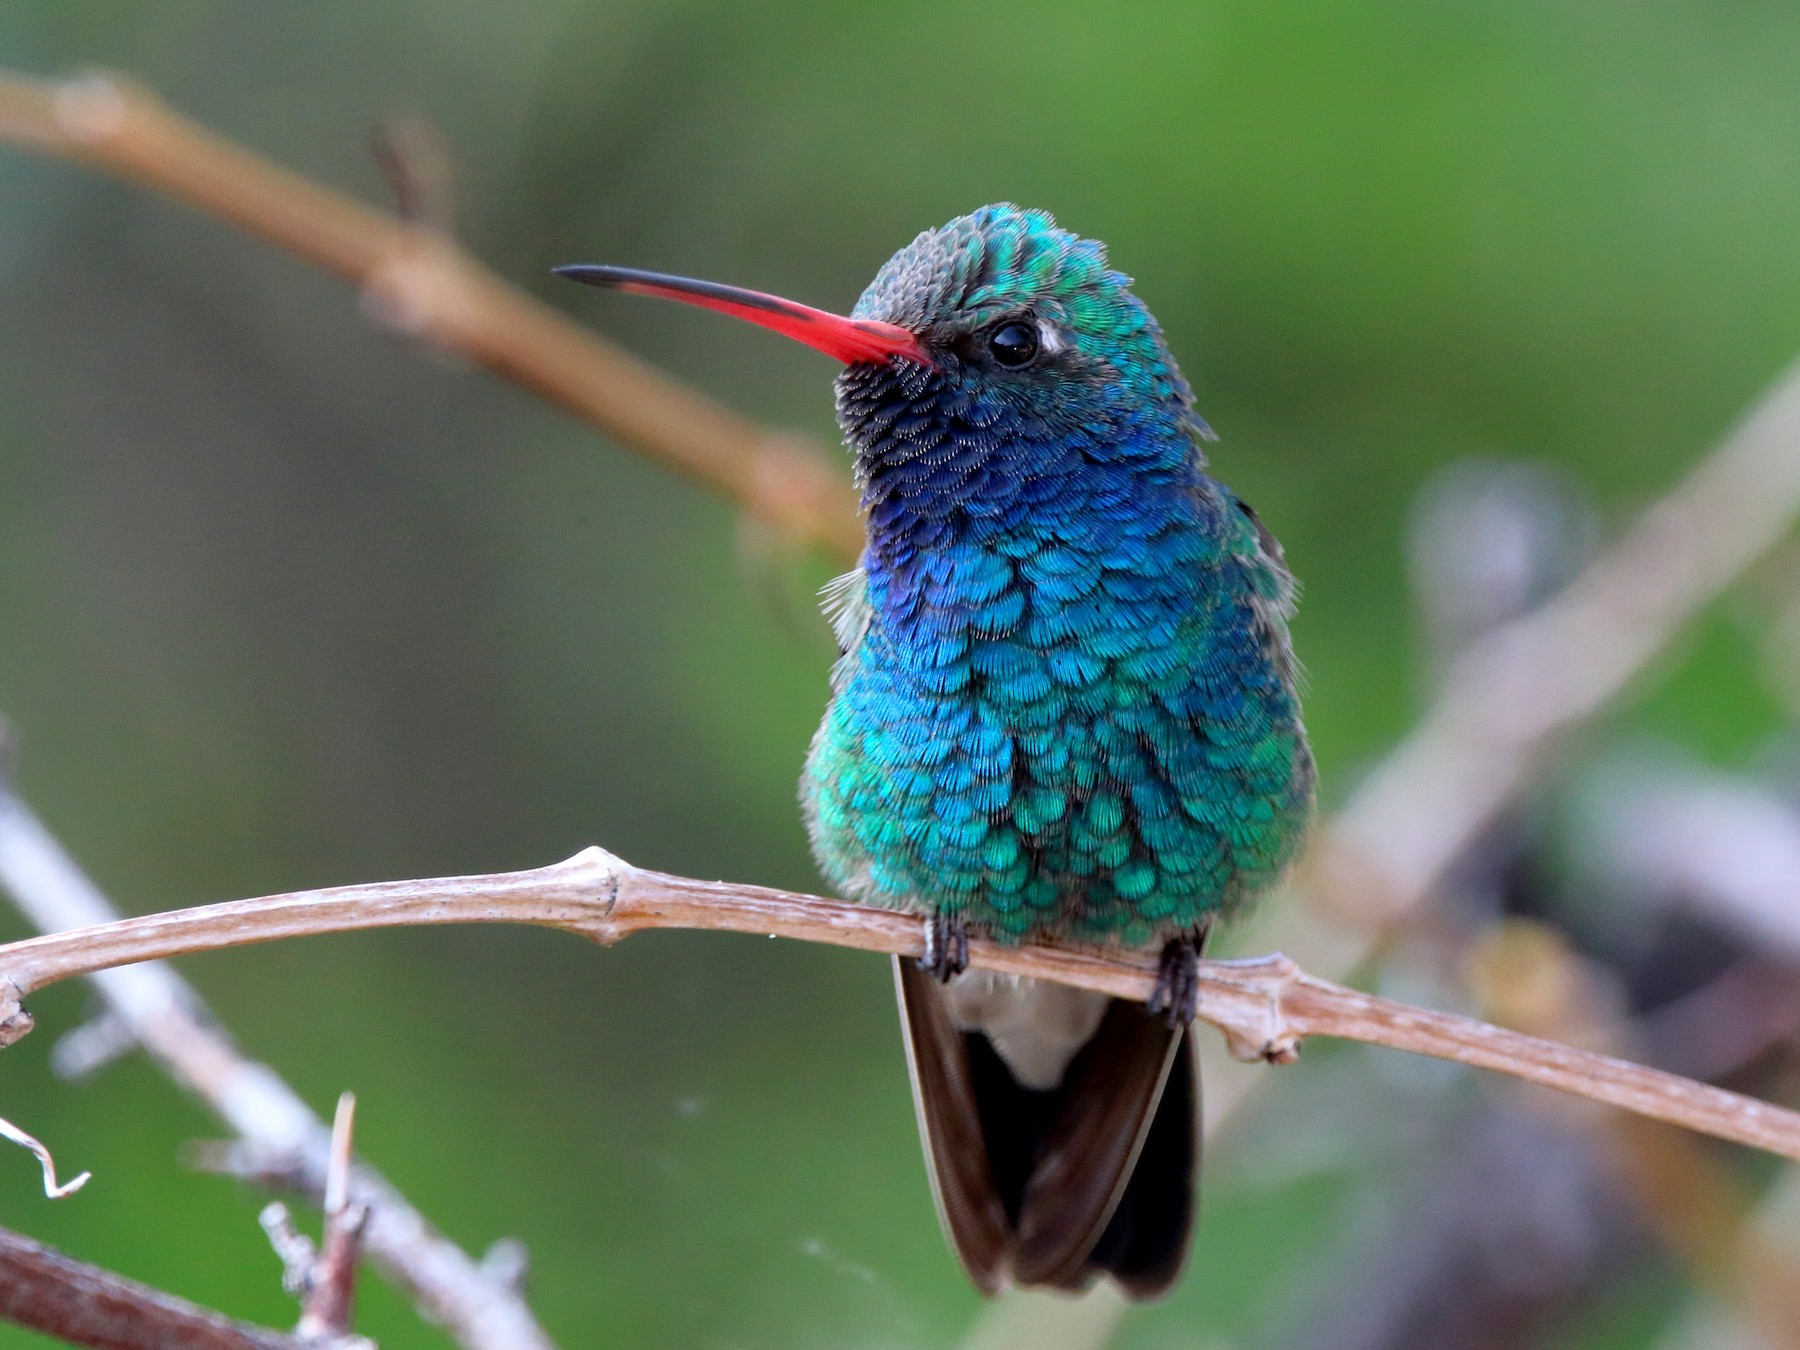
[557,204,1314,1299]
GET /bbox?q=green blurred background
[1,3,1799,1347]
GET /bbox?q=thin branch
[298,1093,369,1343]
[0,1113,89,1198]
[0,848,1796,1164]
[0,1223,308,1350]
[1202,352,1800,1143]
[0,69,862,557]
[0,788,556,1350]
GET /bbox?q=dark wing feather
[1010,1000,1185,1290]
[1081,1030,1198,1298]
[893,956,1011,1293]
[895,959,1200,1299]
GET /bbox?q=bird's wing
[894,956,1012,1294]
[1009,998,1185,1290]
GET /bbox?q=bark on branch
[0,1224,313,1350]
[1,846,1797,1164]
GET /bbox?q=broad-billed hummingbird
[558,205,1314,1299]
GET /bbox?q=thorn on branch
[478,1238,529,1294]
[370,114,454,235]
[302,1093,368,1341]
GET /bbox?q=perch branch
[0,1223,310,1350]
[0,68,862,557]
[0,848,1796,1163]
[0,788,556,1350]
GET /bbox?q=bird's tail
[894,957,1197,1298]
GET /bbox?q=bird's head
[558,205,1209,527]
[843,204,1207,442]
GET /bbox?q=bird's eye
[986,320,1040,369]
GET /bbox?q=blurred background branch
[0,69,862,557]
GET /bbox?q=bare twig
[0,1222,306,1350]
[298,1093,369,1342]
[257,1099,374,1348]
[0,1113,89,1198]
[0,848,1795,1164]
[0,69,862,557]
[370,116,453,235]
[0,789,555,1350]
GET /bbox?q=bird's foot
[1148,923,1210,1027]
[918,912,969,983]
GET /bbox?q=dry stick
[0,69,863,559]
[0,848,1797,1164]
[0,1223,309,1350]
[298,1093,369,1342]
[0,790,555,1350]
[0,1111,89,1198]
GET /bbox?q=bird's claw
[1148,930,1206,1027]
[919,913,969,983]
